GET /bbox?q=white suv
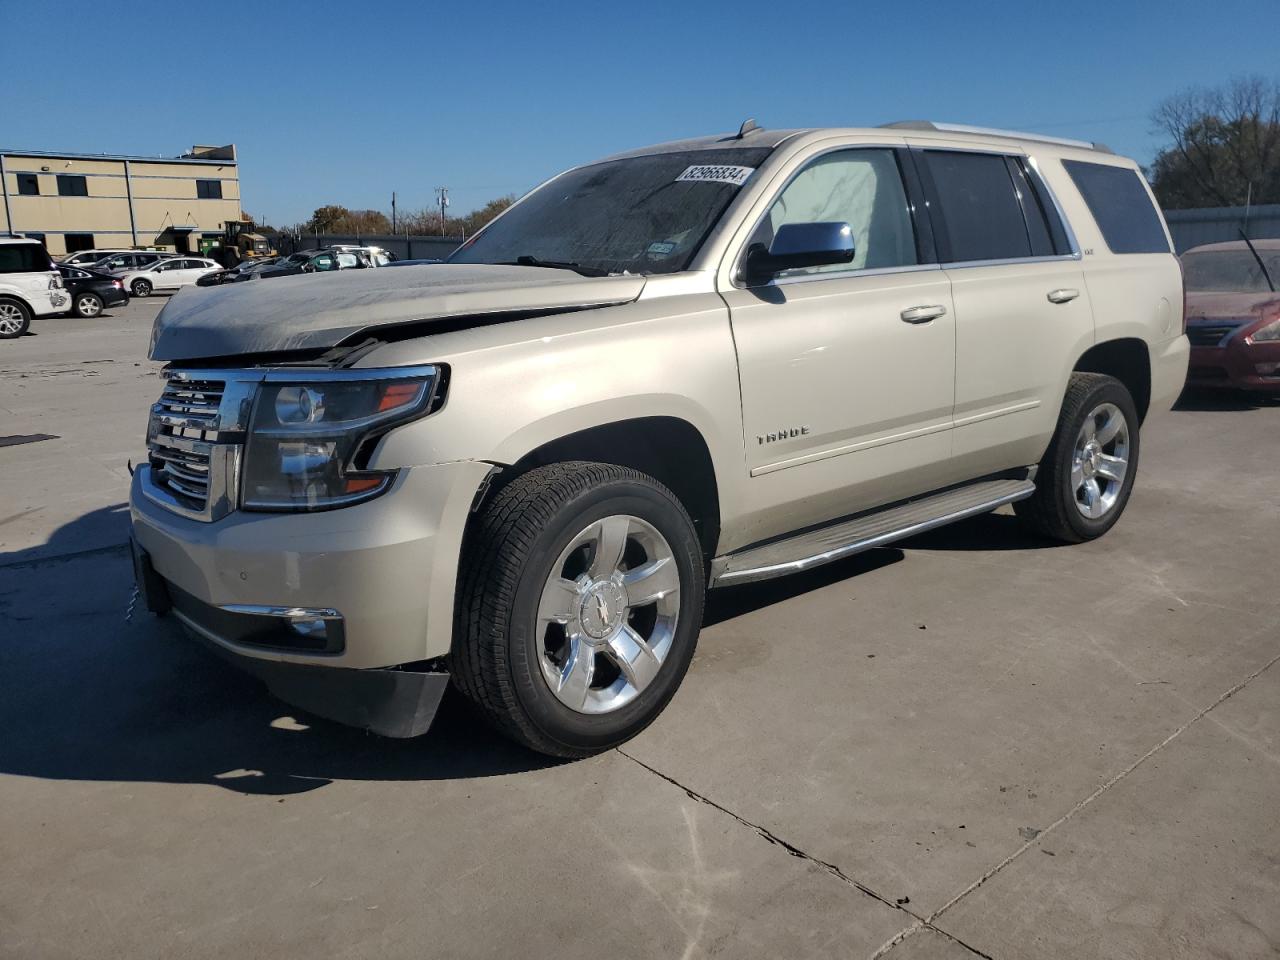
[113,257,221,297]
[0,238,68,339]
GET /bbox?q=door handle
[1047,288,1080,304]
[900,304,947,324]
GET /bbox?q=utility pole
[391,192,397,233]
[435,186,449,236]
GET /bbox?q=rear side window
[0,244,52,273]
[923,151,1031,262]
[1062,160,1169,254]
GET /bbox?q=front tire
[1016,373,1140,542]
[132,279,152,297]
[451,462,705,758]
[0,298,32,339]
[74,292,103,318]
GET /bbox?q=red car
[1182,239,1280,395]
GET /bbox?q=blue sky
[2,0,1274,226]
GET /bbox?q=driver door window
[312,254,336,271]
[748,149,918,279]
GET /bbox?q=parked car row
[2,236,405,339]
[195,245,400,286]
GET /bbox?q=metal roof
[0,148,235,165]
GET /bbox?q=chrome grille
[1186,319,1248,348]
[147,378,225,512]
[156,378,224,426]
[149,436,214,505]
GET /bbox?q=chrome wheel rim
[77,295,101,316]
[0,303,22,334]
[1072,402,1129,519]
[134,281,150,296]
[536,514,681,715]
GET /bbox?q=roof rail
[879,121,1113,154]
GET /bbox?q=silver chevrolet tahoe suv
[130,121,1189,757]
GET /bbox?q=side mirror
[745,222,855,282]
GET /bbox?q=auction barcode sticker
[675,164,755,186]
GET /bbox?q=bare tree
[1150,75,1280,208]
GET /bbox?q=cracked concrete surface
[1,302,1278,958]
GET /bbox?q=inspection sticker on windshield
[675,164,755,186]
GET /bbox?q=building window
[57,174,89,197]
[64,233,95,253]
[17,173,40,196]
[196,179,223,200]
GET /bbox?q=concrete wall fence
[1163,204,1280,253]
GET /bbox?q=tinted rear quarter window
[0,244,52,273]
[923,151,1031,262]
[1062,160,1169,254]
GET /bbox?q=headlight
[241,367,441,511]
[1247,317,1280,343]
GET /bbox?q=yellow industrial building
[0,144,242,257]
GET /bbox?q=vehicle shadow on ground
[1174,387,1279,411]
[0,508,561,795]
[0,509,1050,796]
[896,510,1063,553]
[0,502,131,567]
[704,549,905,626]
[0,612,561,796]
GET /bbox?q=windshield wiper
[1238,229,1276,292]
[502,255,610,278]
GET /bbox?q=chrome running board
[710,477,1036,587]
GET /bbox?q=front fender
[366,294,747,529]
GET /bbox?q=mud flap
[245,660,450,738]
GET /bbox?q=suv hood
[148,263,647,361]
[1185,291,1280,322]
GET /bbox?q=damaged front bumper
[132,537,449,737]
[128,458,493,737]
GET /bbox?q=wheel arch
[1073,337,1151,423]
[484,416,722,561]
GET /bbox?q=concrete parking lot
[2,297,1278,959]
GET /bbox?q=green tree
[302,205,391,235]
[304,204,349,233]
[1150,75,1280,209]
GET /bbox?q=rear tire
[74,292,103,318]
[1016,373,1140,543]
[0,298,32,339]
[132,279,152,297]
[451,462,705,758]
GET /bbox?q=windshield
[1182,249,1280,293]
[449,147,773,276]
